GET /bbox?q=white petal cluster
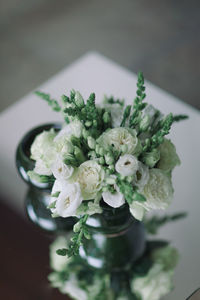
[102,185,125,208]
[157,138,181,172]
[140,168,174,210]
[76,160,105,200]
[97,127,141,155]
[30,129,56,175]
[51,180,82,217]
[51,155,74,182]
[115,154,139,177]
[54,120,83,142]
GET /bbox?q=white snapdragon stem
[56,182,82,217]
[115,154,139,177]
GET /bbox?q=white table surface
[0,52,199,299]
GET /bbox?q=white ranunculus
[54,120,83,142]
[157,138,181,172]
[134,162,149,189]
[140,168,174,210]
[30,128,56,161]
[102,184,125,208]
[115,154,139,177]
[132,264,174,300]
[129,201,145,221]
[97,127,141,155]
[76,160,105,200]
[34,158,52,176]
[56,182,82,217]
[51,156,74,181]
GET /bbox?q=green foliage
[60,215,90,258]
[35,91,61,111]
[117,176,146,205]
[144,212,187,234]
[120,105,131,127]
[129,72,147,128]
[172,114,189,123]
[141,113,174,154]
[27,171,55,184]
[103,95,125,107]
[64,92,111,137]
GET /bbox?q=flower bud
[74,91,84,108]
[85,120,92,127]
[99,147,105,156]
[103,111,111,123]
[139,115,150,132]
[87,136,96,149]
[82,128,89,139]
[74,146,85,163]
[142,148,160,168]
[106,177,116,185]
[99,157,105,165]
[105,153,114,165]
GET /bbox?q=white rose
[97,127,141,155]
[157,138,181,172]
[54,120,83,142]
[102,183,125,208]
[30,128,56,161]
[56,182,82,217]
[140,168,174,210]
[132,264,174,300]
[51,155,74,181]
[129,201,145,221]
[76,160,105,200]
[115,154,139,177]
[134,162,149,189]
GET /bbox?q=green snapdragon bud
[74,91,84,108]
[102,186,109,192]
[99,147,105,156]
[139,115,150,132]
[95,144,100,155]
[103,111,111,123]
[82,128,89,139]
[85,120,92,128]
[142,148,160,168]
[105,153,114,165]
[99,157,105,165]
[74,146,85,163]
[106,177,116,185]
[87,136,96,149]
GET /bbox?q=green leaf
[35,91,61,111]
[56,248,68,256]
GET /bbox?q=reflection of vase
[16,123,75,232]
[80,201,146,272]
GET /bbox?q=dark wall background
[1,0,200,111]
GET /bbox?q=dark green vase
[80,201,146,272]
[16,123,75,232]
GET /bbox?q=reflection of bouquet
[28,72,187,257]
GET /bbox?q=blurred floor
[0,0,200,112]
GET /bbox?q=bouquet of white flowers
[28,72,187,258]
